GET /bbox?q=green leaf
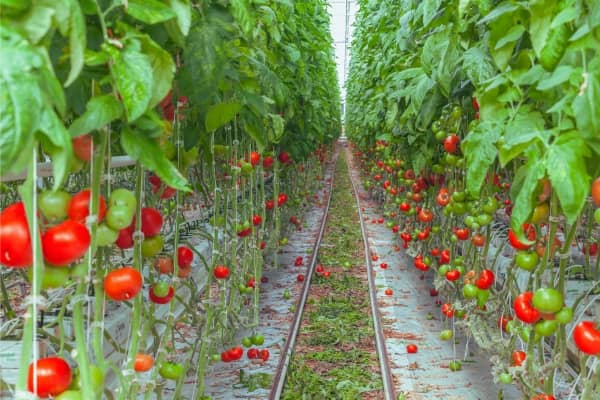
[462,47,496,87]
[69,95,123,137]
[38,107,72,189]
[168,0,191,36]
[10,2,55,44]
[536,65,575,90]
[139,36,175,110]
[494,25,525,50]
[121,127,189,191]
[108,40,154,122]
[529,0,556,57]
[551,7,577,28]
[572,73,600,139]
[230,0,255,36]
[205,102,242,132]
[64,0,86,86]
[478,2,521,25]
[510,150,546,233]
[126,0,176,25]
[0,27,43,174]
[422,0,442,27]
[462,120,501,195]
[546,132,591,223]
[498,109,546,166]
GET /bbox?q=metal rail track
[346,142,397,400]
[268,147,339,400]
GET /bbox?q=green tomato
[242,336,253,348]
[438,265,450,277]
[594,208,600,224]
[142,235,164,258]
[515,251,539,271]
[55,391,83,400]
[153,281,170,297]
[343,261,351,268]
[70,263,88,280]
[109,188,136,212]
[162,141,176,160]
[105,205,134,231]
[97,223,118,247]
[532,288,564,314]
[505,320,518,334]
[211,353,221,362]
[251,333,265,346]
[452,191,466,202]
[498,373,513,384]
[240,161,254,176]
[482,198,499,214]
[282,289,291,300]
[435,130,447,141]
[454,256,465,266]
[431,226,441,233]
[448,360,462,371]
[27,265,70,289]
[159,362,184,380]
[464,215,475,228]
[477,289,490,308]
[463,284,479,299]
[38,190,71,222]
[476,213,493,227]
[72,365,104,394]
[555,307,573,324]
[534,319,558,337]
[439,329,453,340]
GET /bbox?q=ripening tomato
[443,134,460,154]
[68,190,107,224]
[149,285,174,304]
[72,134,93,162]
[436,189,450,207]
[177,246,193,268]
[42,220,91,266]
[0,202,33,268]
[531,394,555,400]
[140,208,163,237]
[214,265,230,279]
[134,353,154,372]
[141,235,164,258]
[149,175,176,199]
[573,320,600,355]
[508,224,536,250]
[514,292,540,324]
[262,156,274,169]
[417,208,433,223]
[27,356,72,397]
[511,350,526,366]
[591,177,600,207]
[104,267,143,301]
[384,288,393,296]
[471,233,485,247]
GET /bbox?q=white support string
[31,146,39,395]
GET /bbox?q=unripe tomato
[38,190,71,222]
[158,362,184,380]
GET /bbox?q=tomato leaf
[536,65,575,91]
[38,107,72,190]
[139,35,175,110]
[511,150,546,236]
[572,72,600,139]
[64,0,86,87]
[462,46,496,87]
[422,0,442,27]
[69,95,123,137]
[168,0,191,36]
[0,27,43,174]
[109,40,154,122]
[529,0,556,57]
[499,109,546,166]
[494,25,525,50]
[546,132,591,223]
[230,0,255,37]
[463,120,501,195]
[126,0,177,25]
[205,102,242,132]
[121,128,190,192]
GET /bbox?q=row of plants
[346,0,600,399]
[0,0,340,398]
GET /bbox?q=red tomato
[445,269,461,281]
[406,344,418,354]
[252,214,262,226]
[573,320,600,355]
[262,156,274,169]
[68,190,107,224]
[72,134,93,162]
[247,348,259,359]
[441,303,454,318]
[277,193,288,207]
[513,292,541,324]
[436,189,450,207]
[214,265,230,279]
[149,286,175,304]
[228,346,243,361]
[531,394,555,400]
[511,350,526,366]
[27,356,72,397]
[0,202,32,268]
[476,269,495,290]
[265,200,275,210]
[498,315,512,332]
[42,220,91,266]
[134,353,154,372]
[417,209,433,223]
[104,267,143,301]
[296,274,305,282]
[454,228,470,241]
[443,134,460,154]
[259,349,270,361]
[177,246,193,268]
[384,288,393,296]
[115,227,134,249]
[139,207,163,237]
[472,97,480,111]
[221,351,232,362]
[278,151,291,164]
[249,151,260,166]
[508,224,536,250]
[471,233,486,247]
[149,175,176,199]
